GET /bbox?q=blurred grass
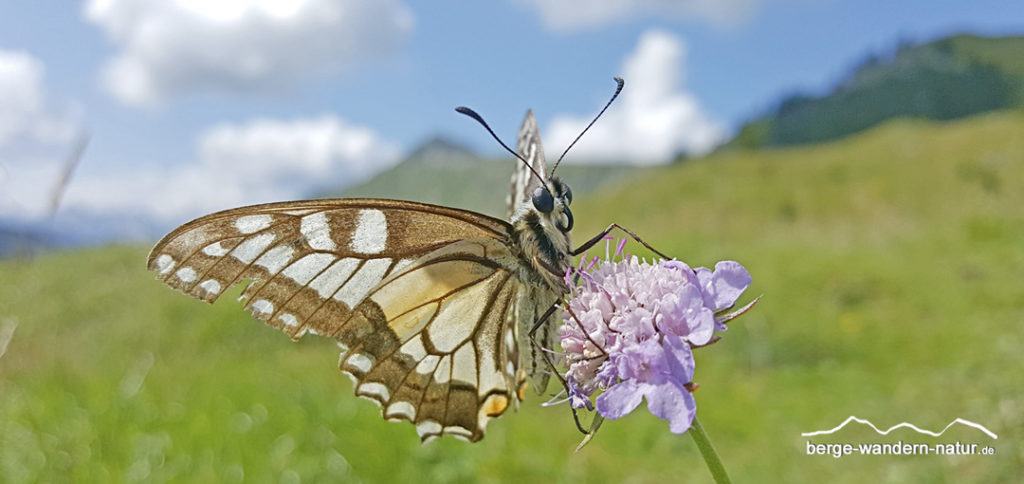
[2,111,1023,482]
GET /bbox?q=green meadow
[2,111,1022,482]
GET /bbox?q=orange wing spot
[484,395,509,417]
[517,381,528,401]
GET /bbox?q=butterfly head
[532,177,573,232]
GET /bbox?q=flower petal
[664,334,695,379]
[644,380,697,434]
[615,338,668,383]
[707,261,752,310]
[688,308,716,345]
[595,379,644,419]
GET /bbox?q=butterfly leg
[528,301,560,338]
[530,302,611,437]
[571,223,670,259]
[526,305,592,435]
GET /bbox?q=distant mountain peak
[403,136,479,166]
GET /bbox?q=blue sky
[1,0,1022,235]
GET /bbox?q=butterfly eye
[532,186,554,213]
[563,185,573,206]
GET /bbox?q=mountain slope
[336,137,651,219]
[726,34,1024,149]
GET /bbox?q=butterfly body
[149,111,571,442]
[510,176,573,292]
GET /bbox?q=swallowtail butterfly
[148,79,635,442]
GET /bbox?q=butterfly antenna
[551,77,624,174]
[455,106,550,187]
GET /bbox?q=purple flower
[595,335,697,433]
[559,238,754,435]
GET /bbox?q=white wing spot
[385,401,416,421]
[309,257,360,299]
[334,258,391,308]
[280,313,299,328]
[358,394,383,408]
[156,254,176,274]
[451,344,477,384]
[199,279,222,294]
[399,336,428,362]
[346,353,373,373]
[504,328,515,353]
[231,233,275,264]
[444,426,474,441]
[202,242,230,257]
[235,215,273,234]
[301,212,336,251]
[433,356,451,384]
[415,354,440,377]
[254,245,295,274]
[416,420,442,439]
[282,253,336,286]
[391,258,415,275]
[252,299,274,316]
[359,382,391,402]
[350,209,387,254]
[175,267,197,283]
[341,369,358,387]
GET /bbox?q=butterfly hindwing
[347,239,522,441]
[148,198,526,441]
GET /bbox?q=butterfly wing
[507,109,549,219]
[148,198,526,441]
[511,280,560,396]
[505,110,561,395]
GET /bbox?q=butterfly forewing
[148,198,527,441]
[507,109,549,218]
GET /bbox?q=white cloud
[545,30,726,164]
[0,50,78,148]
[516,0,758,32]
[63,115,400,222]
[84,0,414,107]
[195,115,401,200]
[0,50,82,219]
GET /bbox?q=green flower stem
[689,416,732,484]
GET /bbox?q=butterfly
[148,78,638,442]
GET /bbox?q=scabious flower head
[559,238,754,435]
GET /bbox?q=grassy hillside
[3,111,1023,482]
[727,34,1024,149]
